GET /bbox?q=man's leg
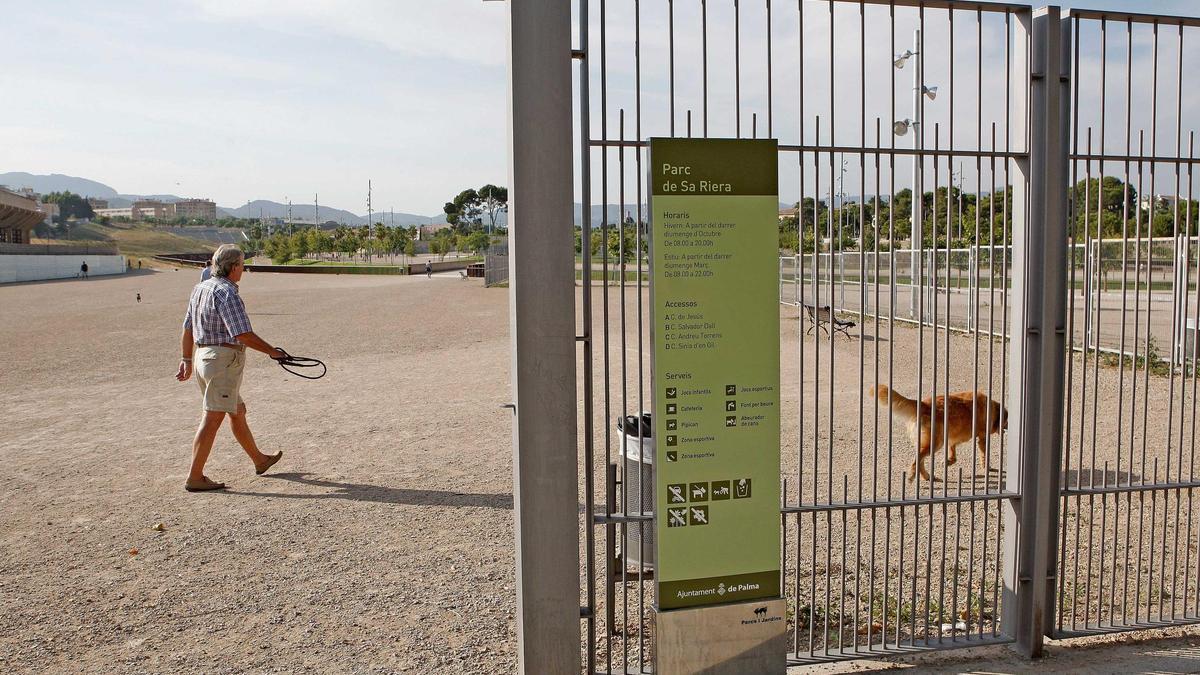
[190,410,226,481]
[229,400,273,469]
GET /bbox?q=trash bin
[618,413,655,569]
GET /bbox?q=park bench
[803,304,857,339]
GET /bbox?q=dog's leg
[909,432,933,482]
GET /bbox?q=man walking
[80,261,88,278]
[176,244,284,492]
[425,260,432,278]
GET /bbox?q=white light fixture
[893,119,916,136]
[894,49,916,69]
[923,85,938,100]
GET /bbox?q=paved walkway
[795,627,1200,673]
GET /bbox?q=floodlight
[893,49,916,68]
[923,85,939,100]
[893,119,914,136]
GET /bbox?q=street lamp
[892,29,938,320]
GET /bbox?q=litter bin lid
[616,413,651,438]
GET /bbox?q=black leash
[272,348,327,380]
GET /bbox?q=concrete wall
[0,254,127,284]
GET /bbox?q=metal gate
[1055,9,1200,638]
[504,1,1198,672]
[571,0,1045,671]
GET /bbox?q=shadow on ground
[233,472,513,509]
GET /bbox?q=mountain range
[0,172,449,227]
[0,172,787,229]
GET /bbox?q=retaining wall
[0,254,127,283]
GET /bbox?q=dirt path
[0,269,515,674]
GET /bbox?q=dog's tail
[869,384,920,421]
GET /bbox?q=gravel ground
[3,268,1200,674]
[0,268,514,674]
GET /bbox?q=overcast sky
[0,1,509,216]
[2,1,1198,217]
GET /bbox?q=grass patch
[58,222,216,259]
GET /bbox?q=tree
[433,231,456,260]
[1071,176,1137,239]
[477,184,508,232]
[466,230,491,256]
[444,185,509,234]
[444,189,482,232]
[41,191,94,223]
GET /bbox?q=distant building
[778,206,799,221]
[419,223,453,240]
[1139,194,1178,212]
[174,198,217,220]
[41,202,59,225]
[95,207,135,219]
[87,198,109,210]
[131,199,173,220]
[0,187,44,244]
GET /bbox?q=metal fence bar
[999,7,1070,656]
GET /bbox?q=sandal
[256,452,283,476]
[185,476,227,492]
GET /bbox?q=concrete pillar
[506,1,582,673]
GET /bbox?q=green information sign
[650,138,781,610]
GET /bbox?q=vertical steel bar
[1059,11,1077,633]
[1069,14,1086,634]
[811,114,822,656]
[618,107,628,673]
[869,116,882,652]
[576,0,596,668]
[668,0,675,137]
[767,0,773,138]
[853,0,866,651]
[703,0,709,138]
[795,0,807,658]
[930,125,942,646]
[1120,20,1137,622]
[735,0,741,137]
[598,2,612,667]
[1170,24,1186,623]
[631,2,646,664]
[885,1,897,649]
[1001,6,1069,655]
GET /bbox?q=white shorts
[194,345,245,414]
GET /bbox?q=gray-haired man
[176,244,284,492]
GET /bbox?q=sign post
[650,138,785,674]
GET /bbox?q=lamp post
[837,154,849,308]
[893,29,937,320]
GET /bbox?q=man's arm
[176,327,194,381]
[236,331,285,358]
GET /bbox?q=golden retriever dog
[869,385,1007,482]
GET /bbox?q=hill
[57,222,215,258]
[217,200,435,227]
[0,172,119,199]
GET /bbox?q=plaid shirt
[183,276,253,345]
